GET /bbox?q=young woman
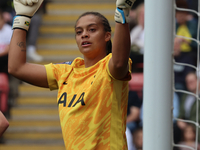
[9,0,135,149]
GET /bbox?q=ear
[105,32,111,42]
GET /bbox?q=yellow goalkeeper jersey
[45,54,132,150]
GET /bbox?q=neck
[84,53,107,68]
[180,22,186,26]
[185,140,194,144]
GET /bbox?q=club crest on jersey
[24,21,30,26]
[58,92,85,107]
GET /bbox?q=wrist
[12,15,31,31]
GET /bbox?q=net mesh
[173,0,200,149]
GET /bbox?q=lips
[82,41,91,47]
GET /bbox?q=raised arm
[9,29,48,87]
[109,0,136,80]
[8,0,48,88]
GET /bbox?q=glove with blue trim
[115,0,136,24]
[12,0,43,31]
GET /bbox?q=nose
[81,30,89,39]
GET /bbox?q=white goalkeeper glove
[12,0,44,31]
[115,0,136,24]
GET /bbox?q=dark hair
[176,0,189,9]
[75,12,112,55]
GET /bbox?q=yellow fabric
[176,25,192,52]
[45,54,132,150]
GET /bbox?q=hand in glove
[12,0,44,31]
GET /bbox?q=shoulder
[180,93,188,102]
[95,54,112,67]
[56,61,73,65]
[102,54,112,68]
[46,60,74,71]
[104,53,112,61]
[187,19,197,25]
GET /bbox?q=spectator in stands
[129,0,144,31]
[174,0,197,92]
[129,2,144,72]
[0,9,13,74]
[126,91,142,133]
[174,72,200,144]
[126,127,136,150]
[173,92,181,147]
[132,127,143,150]
[177,72,199,130]
[178,123,200,150]
[130,2,144,55]
[0,0,15,25]
[0,0,46,62]
[175,0,198,54]
[126,91,142,150]
[173,36,196,92]
[0,9,18,119]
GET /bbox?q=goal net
[173,0,200,150]
[143,0,200,150]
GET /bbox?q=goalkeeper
[9,0,135,149]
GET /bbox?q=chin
[80,48,93,56]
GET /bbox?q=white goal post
[143,0,174,150]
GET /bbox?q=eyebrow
[75,23,98,30]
